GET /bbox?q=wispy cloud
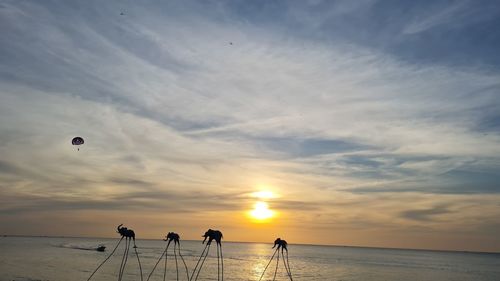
[402,1,470,34]
[400,205,451,221]
[1,0,500,251]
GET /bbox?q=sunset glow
[1,0,500,254]
[250,201,275,221]
[252,190,275,199]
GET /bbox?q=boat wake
[55,243,106,252]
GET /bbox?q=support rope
[174,242,179,281]
[87,237,124,281]
[258,248,278,281]
[192,244,210,281]
[281,251,291,280]
[272,250,280,281]
[147,243,169,281]
[118,239,128,281]
[135,245,144,281]
[163,243,169,281]
[285,250,293,281]
[118,239,131,281]
[177,242,190,281]
[219,244,224,281]
[190,243,209,281]
[217,244,220,281]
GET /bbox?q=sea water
[1,236,499,281]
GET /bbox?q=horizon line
[2,234,499,255]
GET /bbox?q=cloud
[0,160,21,175]
[0,187,252,215]
[402,1,470,34]
[1,0,500,250]
[400,205,451,221]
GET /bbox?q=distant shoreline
[2,234,499,255]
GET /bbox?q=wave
[54,243,105,251]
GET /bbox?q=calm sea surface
[1,236,499,281]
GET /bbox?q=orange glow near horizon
[249,201,275,223]
[249,189,277,223]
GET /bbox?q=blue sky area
[1,0,499,252]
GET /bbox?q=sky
[1,0,500,253]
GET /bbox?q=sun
[250,201,275,221]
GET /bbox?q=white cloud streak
[1,0,499,250]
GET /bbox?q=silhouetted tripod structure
[86,224,143,281]
[147,232,189,281]
[258,238,293,281]
[190,229,224,281]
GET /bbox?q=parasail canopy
[72,137,84,145]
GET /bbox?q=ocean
[1,236,499,281]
